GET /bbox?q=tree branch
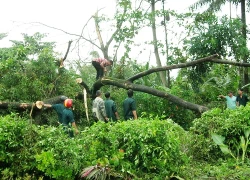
[211,58,250,67]
[128,54,219,82]
[93,12,106,55]
[94,77,208,113]
[76,78,91,95]
[32,22,101,50]
[105,6,127,50]
[62,40,73,61]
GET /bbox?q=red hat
[64,99,73,108]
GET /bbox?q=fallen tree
[77,54,250,113]
[2,54,250,114]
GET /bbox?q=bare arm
[218,95,226,99]
[71,122,79,134]
[115,111,119,120]
[132,110,137,120]
[43,104,52,108]
[100,63,105,69]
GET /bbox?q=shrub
[0,114,39,178]
[0,114,188,179]
[81,118,188,179]
[189,105,250,161]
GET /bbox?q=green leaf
[240,136,246,149]
[219,144,231,155]
[244,129,250,139]
[211,133,225,145]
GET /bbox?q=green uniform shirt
[123,97,136,120]
[62,108,75,137]
[105,98,117,121]
[62,108,75,126]
[236,94,248,106]
[52,104,65,123]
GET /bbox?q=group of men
[219,89,248,109]
[37,57,136,136]
[92,89,137,122]
[40,88,137,137]
[91,57,137,121]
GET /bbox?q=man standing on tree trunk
[92,58,113,80]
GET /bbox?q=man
[92,58,113,80]
[123,89,137,120]
[41,95,68,124]
[236,89,248,107]
[104,92,119,121]
[92,90,109,122]
[61,99,79,137]
[218,91,237,110]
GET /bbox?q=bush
[81,118,188,179]
[0,114,85,179]
[0,114,188,179]
[189,106,250,161]
[0,114,39,178]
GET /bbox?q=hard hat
[64,99,73,108]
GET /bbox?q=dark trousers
[92,61,104,80]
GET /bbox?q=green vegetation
[1,106,250,179]
[1,0,250,178]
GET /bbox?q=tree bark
[0,96,68,112]
[128,55,250,82]
[0,101,36,110]
[98,77,208,113]
[128,54,219,82]
[93,6,127,60]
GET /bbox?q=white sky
[0,1,195,52]
[0,0,245,70]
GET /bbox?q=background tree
[190,0,250,88]
[182,14,245,92]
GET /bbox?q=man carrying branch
[92,58,113,80]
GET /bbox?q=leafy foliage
[0,114,188,179]
[80,118,188,179]
[0,33,81,102]
[189,105,250,161]
[182,14,245,92]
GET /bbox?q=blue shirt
[225,96,236,109]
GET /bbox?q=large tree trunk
[101,77,209,113]
[0,96,66,111]
[150,0,168,87]
[0,102,36,110]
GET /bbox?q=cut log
[0,101,36,110]
[0,95,67,111]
